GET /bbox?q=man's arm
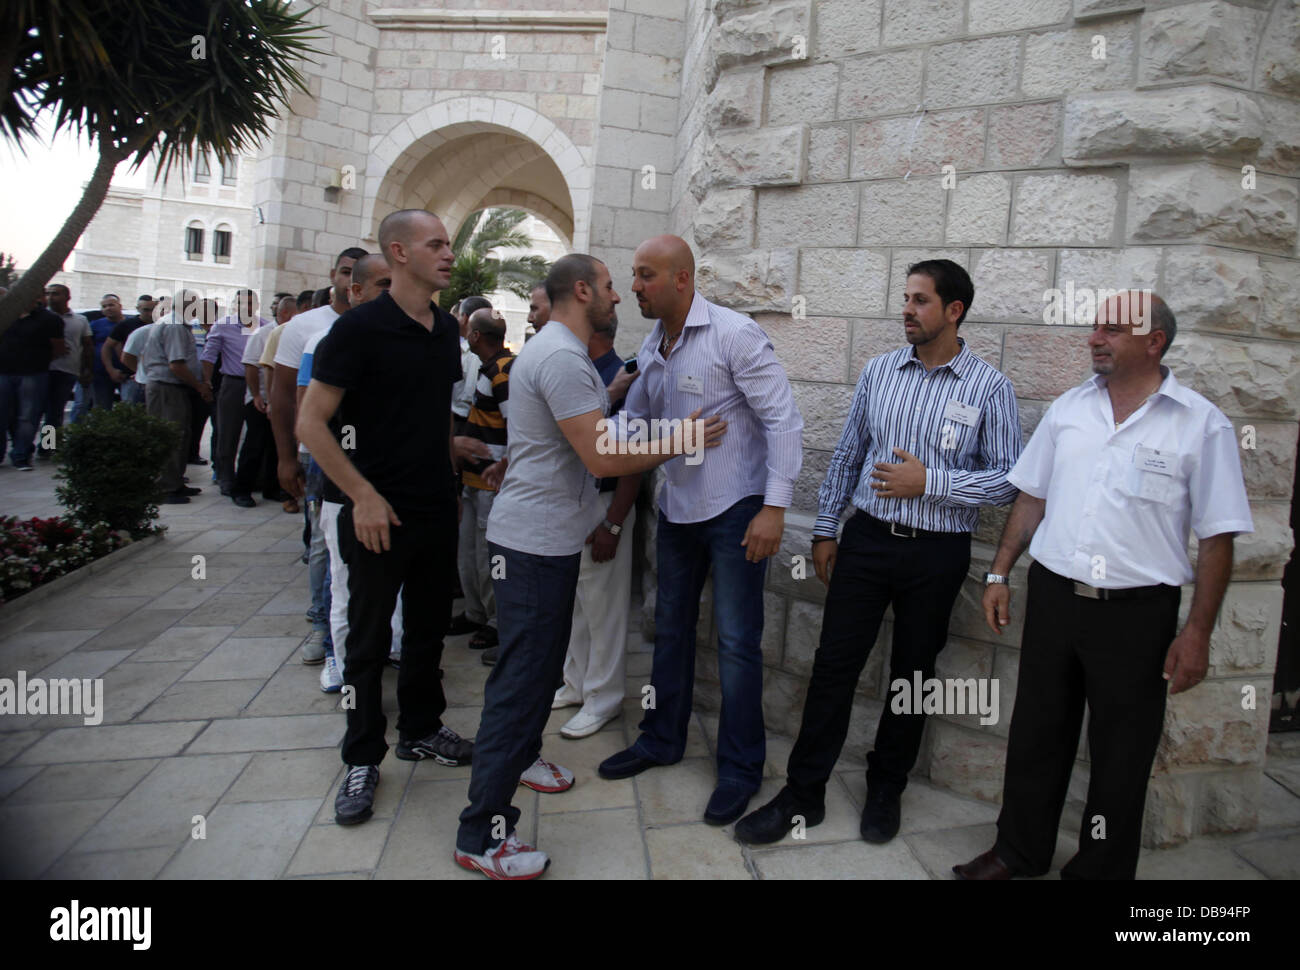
[558,408,726,479]
[272,363,302,497]
[1162,533,1233,694]
[811,369,874,585]
[102,337,125,381]
[588,472,642,564]
[120,350,138,372]
[169,359,212,400]
[922,380,1023,508]
[245,363,266,411]
[981,491,1045,634]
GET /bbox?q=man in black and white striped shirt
[737,259,1022,847]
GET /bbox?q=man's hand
[587,523,619,563]
[741,505,784,563]
[871,448,926,498]
[278,458,305,499]
[482,460,506,491]
[1163,625,1210,694]
[454,435,492,463]
[353,487,402,554]
[983,583,1012,635]
[108,367,125,384]
[681,408,727,453]
[253,393,268,414]
[812,538,837,587]
[198,380,214,403]
[607,367,637,404]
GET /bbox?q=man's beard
[589,302,617,334]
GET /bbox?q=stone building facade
[65,0,1299,846]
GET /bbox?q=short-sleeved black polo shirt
[0,308,64,376]
[310,290,462,518]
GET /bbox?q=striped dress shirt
[814,338,1022,537]
[463,349,514,492]
[622,291,803,524]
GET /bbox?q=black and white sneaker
[334,764,379,825]
[395,725,473,765]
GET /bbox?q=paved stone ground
[2,451,1298,879]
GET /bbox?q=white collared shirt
[1010,366,1253,588]
[621,291,803,524]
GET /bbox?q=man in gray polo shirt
[143,290,211,503]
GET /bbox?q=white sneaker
[519,756,574,793]
[560,708,620,740]
[300,629,326,664]
[320,656,343,693]
[454,832,550,880]
[552,689,582,711]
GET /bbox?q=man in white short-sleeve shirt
[956,291,1254,882]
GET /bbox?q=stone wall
[644,0,1299,846]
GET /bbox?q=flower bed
[0,515,128,606]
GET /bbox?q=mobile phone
[624,357,639,373]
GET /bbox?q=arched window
[213,224,233,264]
[185,221,205,261]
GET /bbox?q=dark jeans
[995,562,1179,880]
[233,403,279,499]
[43,371,78,450]
[336,503,456,767]
[214,375,246,486]
[457,542,580,854]
[145,381,192,493]
[786,512,971,808]
[633,494,769,792]
[0,371,49,463]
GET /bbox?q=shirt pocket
[1115,450,1188,508]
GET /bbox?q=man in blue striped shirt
[597,235,804,828]
[736,259,1022,846]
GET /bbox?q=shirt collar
[649,291,711,346]
[1086,365,1192,408]
[895,336,972,379]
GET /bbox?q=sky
[0,118,146,270]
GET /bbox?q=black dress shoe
[447,612,483,636]
[735,789,826,844]
[704,784,755,826]
[187,457,208,466]
[598,748,666,780]
[232,494,256,508]
[860,786,901,843]
[162,491,191,505]
[953,849,1017,880]
[219,484,233,497]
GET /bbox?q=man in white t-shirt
[40,283,91,457]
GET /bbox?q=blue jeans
[71,375,117,422]
[43,371,78,447]
[457,542,580,854]
[0,372,49,463]
[633,494,769,792]
[121,380,145,405]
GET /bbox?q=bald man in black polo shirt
[298,209,474,826]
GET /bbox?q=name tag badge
[1134,445,1174,476]
[677,374,704,396]
[942,399,980,428]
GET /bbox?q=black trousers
[233,403,279,499]
[336,503,457,766]
[786,511,971,807]
[995,562,1178,880]
[187,381,212,460]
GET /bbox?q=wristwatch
[602,519,622,536]
[984,573,1008,586]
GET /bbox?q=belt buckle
[889,521,914,539]
[1073,581,1102,600]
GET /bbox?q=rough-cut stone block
[1012,173,1119,246]
[1001,324,1093,399]
[987,101,1061,168]
[1197,771,1261,835]
[815,0,883,59]
[1156,680,1270,769]
[799,248,891,316]
[1054,248,1161,325]
[756,313,850,383]
[1142,773,1195,847]
[931,636,998,732]
[969,249,1055,325]
[1163,333,1300,419]
[767,512,825,605]
[696,248,798,310]
[762,591,787,668]
[1128,164,1298,254]
[757,183,860,247]
[704,125,808,188]
[1255,94,1300,176]
[881,0,964,47]
[850,319,910,375]
[1063,86,1263,162]
[946,173,1011,246]
[693,187,755,249]
[768,62,839,126]
[1022,22,1137,98]
[859,177,946,246]
[709,1,812,87]
[791,447,833,515]
[1073,0,1144,21]
[1235,420,1299,500]
[1140,1,1263,86]
[791,381,856,451]
[1221,503,1295,581]
[926,720,1008,803]
[784,599,825,676]
[706,69,764,129]
[1210,584,1283,675]
[1259,257,1300,338]
[969,0,1070,32]
[924,36,1021,110]
[807,125,851,181]
[1257,0,1300,97]
[1162,246,1260,333]
[837,51,923,120]
[850,108,984,179]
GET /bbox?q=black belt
[858,511,964,541]
[1037,563,1177,601]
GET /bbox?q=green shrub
[53,403,180,538]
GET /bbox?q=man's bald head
[351,253,387,289]
[631,235,696,323]
[635,235,695,278]
[468,307,506,341]
[378,209,438,260]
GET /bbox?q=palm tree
[0,0,321,335]
[439,208,551,310]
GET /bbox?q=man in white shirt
[40,284,92,457]
[955,292,1254,881]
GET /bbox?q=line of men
[232,209,1254,882]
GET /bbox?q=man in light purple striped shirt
[597,235,804,827]
[201,288,270,495]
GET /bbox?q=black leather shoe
[735,789,825,844]
[704,784,755,826]
[447,612,483,636]
[860,786,901,843]
[598,748,665,780]
[232,494,256,508]
[953,849,1017,880]
[179,486,202,496]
